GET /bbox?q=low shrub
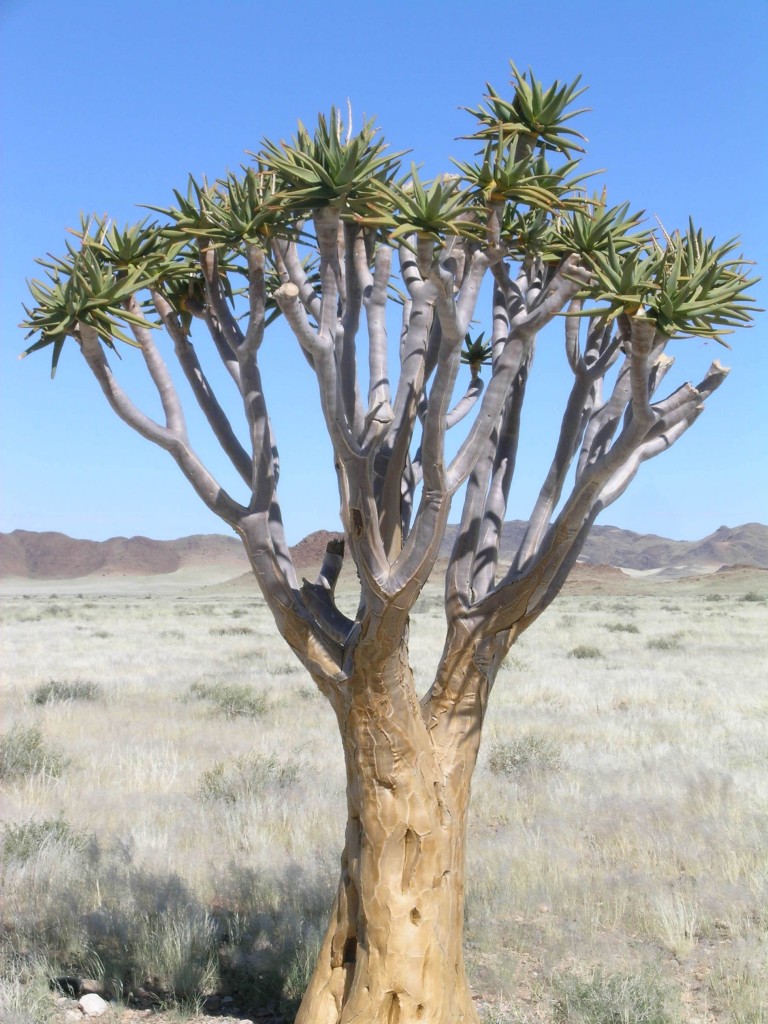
[187,682,269,719]
[40,603,73,618]
[605,622,640,634]
[646,633,684,651]
[297,686,320,701]
[488,734,562,777]
[1,816,89,863]
[30,680,102,705]
[740,591,766,603]
[0,727,68,781]
[568,644,603,659]
[198,754,301,803]
[553,968,677,1024]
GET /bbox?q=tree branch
[420,265,464,494]
[152,290,252,485]
[375,255,436,558]
[340,222,365,438]
[446,334,529,493]
[470,367,528,599]
[244,242,267,355]
[275,236,322,321]
[124,296,187,438]
[76,325,247,527]
[361,242,394,446]
[199,245,245,352]
[473,342,728,637]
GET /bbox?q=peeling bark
[296,646,482,1024]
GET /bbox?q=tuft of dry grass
[0,726,69,781]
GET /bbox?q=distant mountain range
[440,521,768,572]
[1,523,766,580]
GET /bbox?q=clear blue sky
[1,0,766,543]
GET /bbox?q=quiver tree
[21,63,758,1024]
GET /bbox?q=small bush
[40,603,73,618]
[198,753,301,803]
[646,633,684,651]
[554,968,677,1024]
[740,591,766,603]
[704,593,724,602]
[187,681,269,719]
[30,680,102,705]
[605,622,640,634]
[568,644,603,660]
[297,686,320,701]
[1,816,89,862]
[0,727,68,781]
[488,734,562,778]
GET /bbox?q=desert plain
[1,533,767,1024]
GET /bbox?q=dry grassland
[1,568,766,1023]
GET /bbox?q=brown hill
[0,529,343,580]
[438,522,768,571]
[0,530,248,580]
[1,522,766,580]
[290,530,344,568]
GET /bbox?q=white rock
[78,993,109,1016]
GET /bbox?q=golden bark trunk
[295,643,483,1024]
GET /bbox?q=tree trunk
[295,641,481,1024]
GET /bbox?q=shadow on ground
[4,830,335,1020]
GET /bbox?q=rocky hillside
[1,523,766,579]
[438,522,768,571]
